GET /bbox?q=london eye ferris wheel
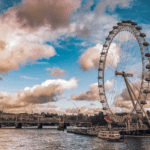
[98,20,150,123]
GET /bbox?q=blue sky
[0,0,150,115]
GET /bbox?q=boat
[67,126,78,133]
[98,131,123,141]
[67,126,94,136]
[80,128,88,135]
[87,128,98,136]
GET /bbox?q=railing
[0,115,61,124]
[0,120,60,123]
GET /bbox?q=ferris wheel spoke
[113,76,121,105]
[116,34,141,71]
[122,53,140,71]
[128,78,140,92]
[106,77,117,104]
[105,65,116,72]
[127,60,141,69]
[124,57,141,70]
[106,60,117,70]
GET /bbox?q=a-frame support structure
[115,71,150,124]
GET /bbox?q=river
[0,127,150,150]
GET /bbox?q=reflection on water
[0,127,150,150]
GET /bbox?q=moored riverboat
[98,131,122,141]
[67,126,78,133]
[87,129,98,136]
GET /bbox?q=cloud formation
[79,43,102,71]
[113,99,133,110]
[46,67,67,78]
[0,10,57,74]
[21,76,39,80]
[70,0,132,39]
[105,79,115,91]
[0,41,56,73]
[0,78,78,109]
[66,105,103,115]
[116,80,140,102]
[0,0,129,75]
[66,105,86,114]
[95,0,132,15]
[47,104,57,108]
[113,79,141,110]
[71,83,99,101]
[79,43,120,71]
[0,0,79,74]
[4,103,60,114]
[3,0,81,31]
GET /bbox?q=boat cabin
[98,131,121,140]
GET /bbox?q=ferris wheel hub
[115,71,133,77]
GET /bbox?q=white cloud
[71,83,99,101]
[79,42,120,71]
[4,104,60,114]
[79,43,102,71]
[21,76,39,80]
[95,0,132,14]
[105,80,115,91]
[46,67,67,78]
[0,15,56,73]
[0,0,130,75]
[0,78,78,109]
[66,105,103,116]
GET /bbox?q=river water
[0,127,150,150]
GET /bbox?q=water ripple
[0,128,149,150]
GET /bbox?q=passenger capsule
[122,20,127,23]
[127,20,132,23]
[143,42,149,46]
[98,68,103,71]
[98,85,103,88]
[99,93,104,96]
[103,44,108,47]
[109,31,114,34]
[136,26,142,30]
[131,22,137,26]
[106,37,111,40]
[143,90,150,93]
[140,33,146,37]
[101,52,105,55]
[117,22,123,26]
[99,60,104,63]
[140,100,147,105]
[103,107,107,110]
[100,100,105,103]
[145,53,150,57]
[113,26,118,29]
[146,64,150,69]
[145,77,150,81]
[98,76,102,79]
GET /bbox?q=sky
[0,0,150,115]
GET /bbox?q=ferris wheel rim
[98,21,150,122]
